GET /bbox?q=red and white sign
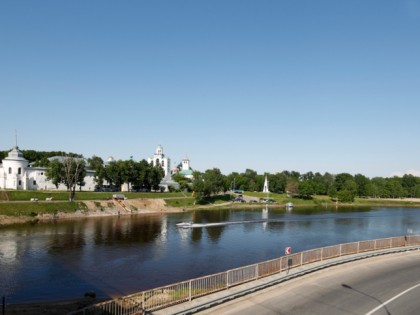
[285,247,292,255]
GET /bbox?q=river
[1,206,419,304]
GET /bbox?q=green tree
[386,177,404,198]
[341,179,358,201]
[193,168,225,200]
[88,156,105,187]
[149,164,165,191]
[45,159,64,189]
[334,173,354,191]
[172,173,192,191]
[402,174,418,197]
[354,174,370,197]
[371,177,387,197]
[269,172,287,193]
[104,160,125,190]
[298,181,314,199]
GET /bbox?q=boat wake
[176,219,271,228]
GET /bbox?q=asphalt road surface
[197,250,420,315]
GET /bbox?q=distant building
[172,156,193,179]
[148,145,170,177]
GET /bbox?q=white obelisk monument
[263,176,270,193]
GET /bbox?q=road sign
[285,247,292,255]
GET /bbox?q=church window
[18,180,21,186]
[8,167,12,174]
[162,160,165,167]
[18,167,22,175]
[33,180,36,185]
[156,159,159,166]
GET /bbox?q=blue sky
[1,1,420,178]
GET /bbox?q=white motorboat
[285,202,294,208]
[176,221,193,228]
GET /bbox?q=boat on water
[285,202,294,208]
[176,221,193,228]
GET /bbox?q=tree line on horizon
[2,150,420,202]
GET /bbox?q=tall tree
[354,174,370,197]
[193,168,225,200]
[62,156,86,201]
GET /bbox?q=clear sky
[1,1,419,178]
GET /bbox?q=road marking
[365,282,420,315]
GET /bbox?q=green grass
[0,202,86,216]
[2,190,187,201]
[164,198,195,208]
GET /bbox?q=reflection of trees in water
[191,227,202,242]
[20,215,165,253]
[48,222,86,252]
[93,216,163,245]
[205,226,223,243]
[193,210,231,243]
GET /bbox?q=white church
[0,144,192,192]
[148,145,194,191]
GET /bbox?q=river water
[1,206,420,304]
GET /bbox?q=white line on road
[365,282,420,315]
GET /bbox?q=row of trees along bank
[189,169,420,202]
[2,150,420,203]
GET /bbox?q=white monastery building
[1,144,191,192]
[0,146,96,191]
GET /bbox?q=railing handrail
[68,235,420,315]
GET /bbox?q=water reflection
[1,207,420,304]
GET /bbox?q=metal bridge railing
[68,235,420,315]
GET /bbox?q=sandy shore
[0,198,184,226]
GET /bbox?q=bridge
[69,235,420,315]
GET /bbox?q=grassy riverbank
[1,190,420,225]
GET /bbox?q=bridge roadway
[153,249,420,315]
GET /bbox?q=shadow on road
[342,283,390,315]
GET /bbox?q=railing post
[189,280,192,301]
[255,264,259,280]
[357,241,360,253]
[374,239,377,250]
[321,248,323,261]
[226,271,229,289]
[339,244,342,256]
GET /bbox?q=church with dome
[148,145,194,191]
[0,144,192,192]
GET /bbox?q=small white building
[0,146,96,191]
